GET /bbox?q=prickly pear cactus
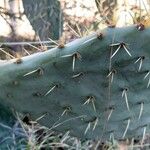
[0,25,150,140]
[23,0,62,40]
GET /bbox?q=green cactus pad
[0,25,150,140]
[23,0,62,40]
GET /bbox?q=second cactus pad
[0,25,150,140]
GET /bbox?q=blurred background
[0,0,150,60]
[0,0,150,41]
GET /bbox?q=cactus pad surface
[0,25,150,140]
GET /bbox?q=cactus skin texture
[0,25,150,140]
[23,0,62,40]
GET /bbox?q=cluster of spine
[0,24,150,141]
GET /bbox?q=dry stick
[51,115,86,130]
[139,0,142,22]
[0,47,15,59]
[83,25,90,35]
[75,24,82,37]
[66,24,81,37]
[141,0,150,19]
[0,41,52,46]
[94,30,116,150]
[27,43,43,51]
[23,48,30,55]
[48,38,59,46]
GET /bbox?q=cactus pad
[0,25,150,140]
